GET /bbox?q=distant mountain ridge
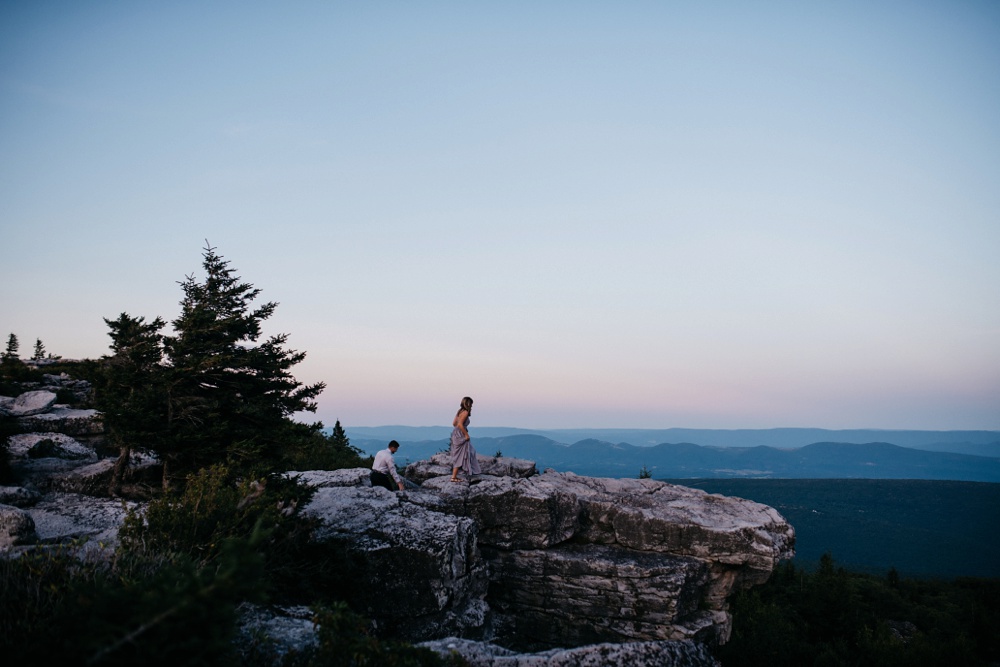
[343,425,1000,456]
[342,429,1000,482]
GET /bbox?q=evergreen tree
[324,419,365,468]
[1,333,28,382]
[3,333,18,361]
[95,313,169,495]
[32,339,46,361]
[277,418,366,472]
[160,244,325,487]
[330,420,351,451]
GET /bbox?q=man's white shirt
[372,448,402,485]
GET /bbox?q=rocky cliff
[296,454,794,653]
[1,384,794,666]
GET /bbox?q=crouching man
[370,440,405,491]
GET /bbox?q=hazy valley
[344,426,1000,482]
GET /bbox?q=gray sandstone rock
[416,475,581,549]
[290,467,373,488]
[237,604,319,661]
[0,485,42,507]
[22,492,135,554]
[549,472,794,578]
[49,456,161,497]
[6,389,57,417]
[418,636,722,667]
[485,543,716,649]
[0,503,38,547]
[16,406,104,436]
[6,432,101,483]
[298,465,794,650]
[7,432,97,461]
[301,485,490,642]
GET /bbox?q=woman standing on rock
[450,396,481,483]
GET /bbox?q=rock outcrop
[2,383,795,665]
[2,389,58,417]
[294,453,794,653]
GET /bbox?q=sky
[2,1,999,431]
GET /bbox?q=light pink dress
[450,414,481,477]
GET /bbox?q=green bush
[118,463,370,604]
[0,536,265,666]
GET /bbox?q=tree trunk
[162,457,172,492]
[109,445,131,497]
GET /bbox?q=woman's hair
[457,396,473,416]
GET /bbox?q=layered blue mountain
[345,426,1000,455]
[342,428,1000,482]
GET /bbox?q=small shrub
[278,601,464,667]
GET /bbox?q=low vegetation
[714,554,1000,666]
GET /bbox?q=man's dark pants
[370,470,395,491]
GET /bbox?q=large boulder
[412,469,793,648]
[7,432,97,461]
[0,504,38,547]
[49,454,162,499]
[300,484,490,642]
[300,462,794,651]
[484,543,718,649]
[0,486,42,507]
[16,406,104,438]
[414,475,581,549]
[4,390,57,417]
[545,472,794,581]
[6,432,101,484]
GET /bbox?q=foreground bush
[0,535,265,666]
[0,465,454,666]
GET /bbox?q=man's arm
[387,455,404,489]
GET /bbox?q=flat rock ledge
[419,636,721,667]
[0,390,57,417]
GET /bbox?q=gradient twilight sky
[2,2,998,431]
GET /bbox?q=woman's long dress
[450,415,481,477]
